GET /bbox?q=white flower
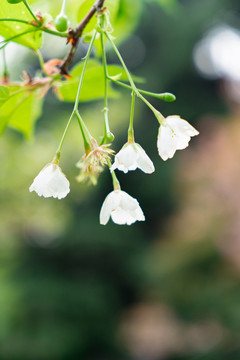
[29,163,70,199]
[157,115,199,161]
[110,142,155,174]
[100,190,145,225]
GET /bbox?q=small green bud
[157,92,176,102]
[107,132,115,142]
[55,14,69,32]
[7,0,23,3]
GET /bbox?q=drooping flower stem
[128,92,135,143]
[54,30,97,161]
[54,110,75,163]
[2,48,8,79]
[107,77,176,102]
[75,111,93,151]
[22,0,41,25]
[73,29,97,111]
[35,49,49,76]
[104,31,137,92]
[104,31,165,122]
[60,0,68,15]
[107,159,120,190]
[100,32,111,144]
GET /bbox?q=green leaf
[0,86,43,139]
[0,1,42,49]
[0,85,10,99]
[111,0,143,44]
[56,59,144,103]
[77,0,120,33]
[56,61,118,102]
[0,85,10,107]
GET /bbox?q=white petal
[119,190,140,211]
[111,208,136,225]
[99,190,122,225]
[100,190,145,226]
[29,164,70,199]
[111,142,154,174]
[135,144,155,173]
[157,116,199,161]
[167,116,199,137]
[111,144,138,173]
[157,125,177,160]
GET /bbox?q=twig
[59,0,105,75]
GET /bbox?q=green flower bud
[157,92,176,102]
[54,14,69,32]
[107,132,115,142]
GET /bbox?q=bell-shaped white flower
[110,142,155,174]
[157,115,199,161]
[29,163,70,199]
[100,190,145,225]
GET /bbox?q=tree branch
[59,0,105,75]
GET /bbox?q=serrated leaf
[56,59,144,103]
[0,86,43,139]
[0,1,42,49]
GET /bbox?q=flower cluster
[29,115,198,225]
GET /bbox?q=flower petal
[157,125,177,160]
[111,208,136,225]
[111,144,138,173]
[157,116,199,161]
[99,190,122,225]
[100,190,145,226]
[29,164,70,199]
[135,144,155,173]
[111,142,154,174]
[167,116,199,137]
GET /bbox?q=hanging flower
[111,142,155,174]
[29,163,70,199]
[76,140,114,185]
[100,189,145,225]
[157,115,199,161]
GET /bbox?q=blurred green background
[1,0,240,358]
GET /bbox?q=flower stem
[75,110,93,146]
[104,31,137,92]
[107,159,120,190]
[54,110,75,162]
[60,0,68,14]
[100,31,111,143]
[0,19,68,38]
[23,0,41,25]
[128,92,135,143]
[2,48,8,79]
[104,31,165,121]
[73,29,97,111]
[107,77,175,101]
[54,30,97,160]
[34,49,48,76]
